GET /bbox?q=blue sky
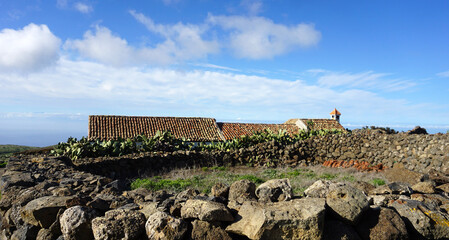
[0,0,449,146]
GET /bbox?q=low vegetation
[371,178,386,187]
[130,165,386,195]
[51,129,345,160]
[51,131,189,160]
[0,145,38,168]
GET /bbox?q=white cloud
[316,71,415,91]
[240,0,263,16]
[0,23,61,72]
[437,71,449,78]
[65,11,320,65]
[0,57,421,123]
[65,13,220,66]
[307,69,328,74]
[130,11,219,60]
[64,26,135,66]
[56,0,68,8]
[192,63,240,72]
[74,2,93,14]
[208,15,321,59]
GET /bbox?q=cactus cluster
[51,129,345,160]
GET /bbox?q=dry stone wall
[72,131,449,178]
[306,131,449,173]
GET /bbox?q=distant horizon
[1,117,447,147]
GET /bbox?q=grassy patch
[371,178,386,187]
[319,173,338,180]
[131,178,193,191]
[293,187,308,195]
[211,166,227,171]
[202,166,227,172]
[303,171,317,179]
[0,145,38,154]
[0,144,43,168]
[131,165,387,195]
[341,175,356,182]
[0,146,28,167]
[237,174,265,184]
[262,169,279,178]
[286,169,317,178]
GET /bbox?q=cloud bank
[316,71,416,91]
[63,11,321,66]
[0,57,419,123]
[208,15,321,59]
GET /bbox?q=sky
[0,0,449,146]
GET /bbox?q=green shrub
[52,128,345,160]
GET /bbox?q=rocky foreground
[1,156,449,239]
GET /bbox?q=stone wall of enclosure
[305,131,449,173]
[69,131,449,178]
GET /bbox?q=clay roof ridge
[217,122,296,125]
[90,115,215,119]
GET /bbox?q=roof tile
[217,122,299,141]
[88,115,224,141]
[89,116,345,142]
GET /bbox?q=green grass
[262,169,279,178]
[237,175,265,184]
[212,166,227,171]
[131,178,194,191]
[341,175,356,182]
[131,165,387,195]
[371,178,386,187]
[202,166,228,172]
[319,173,338,180]
[286,169,317,179]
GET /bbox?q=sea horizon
[1,123,447,148]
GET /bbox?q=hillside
[0,144,39,166]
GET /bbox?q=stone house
[88,109,344,141]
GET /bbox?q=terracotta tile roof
[217,122,300,141]
[89,115,345,142]
[299,119,345,131]
[88,115,225,141]
[330,108,341,115]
